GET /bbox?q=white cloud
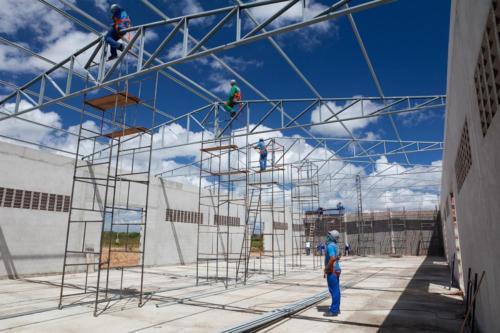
[210,56,263,72]
[249,0,330,31]
[399,109,443,127]
[247,0,336,47]
[92,0,108,12]
[310,99,380,137]
[0,102,440,213]
[0,0,75,43]
[144,30,159,43]
[164,0,213,26]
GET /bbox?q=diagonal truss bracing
[0,0,395,122]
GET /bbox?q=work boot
[323,311,338,317]
[118,43,124,52]
[107,54,118,61]
[231,111,236,117]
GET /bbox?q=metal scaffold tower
[196,109,249,287]
[356,174,374,256]
[59,73,158,316]
[319,207,346,254]
[291,161,320,269]
[390,208,407,256]
[418,208,438,255]
[246,139,287,279]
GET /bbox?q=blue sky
[0,0,450,209]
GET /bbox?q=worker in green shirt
[223,79,242,117]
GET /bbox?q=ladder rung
[66,250,100,255]
[69,220,103,223]
[76,161,110,168]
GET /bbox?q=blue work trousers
[327,272,341,314]
[105,29,122,57]
[259,153,267,170]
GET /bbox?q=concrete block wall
[0,141,250,278]
[344,219,443,257]
[441,1,500,331]
[0,142,74,277]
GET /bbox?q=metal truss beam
[141,0,351,169]
[236,0,378,166]
[0,0,395,123]
[345,3,411,164]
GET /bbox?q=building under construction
[0,0,497,332]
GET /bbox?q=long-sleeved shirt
[227,85,241,101]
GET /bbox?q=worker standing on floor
[105,4,131,61]
[324,230,341,316]
[254,138,268,171]
[223,79,242,117]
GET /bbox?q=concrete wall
[441,1,500,331]
[0,142,73,277]
[0,141,247,278]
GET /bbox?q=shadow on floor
[378,256,463,332]
[0,226,18,279]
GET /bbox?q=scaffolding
[58,74,158,316]
[291,161,320,269]
[245,139,287,279]
[356,175,374,256]
[318,207,346,254]
[418,209,438,255]
[196,109,248,287]
[390,208,407,256]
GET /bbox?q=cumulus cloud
[310,99,380,137]
[246,0,337,48]
[0,0,75,43]
[164,0,214,26]
[0,100,441,212]
[92,0,109,12]
[0,0,95,74]
[248,0,331,31]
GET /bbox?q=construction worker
[223,79,242,117]
[105,4,131,61]
[254,138,268,171]
[324,230,341,316]
[344,242,351,256]
[336,202,344,211]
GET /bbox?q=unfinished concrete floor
[0,256,463,332]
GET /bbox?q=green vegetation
[251,235,263,252]
[101,231,141,248]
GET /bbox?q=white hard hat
[111,4,120,12]
[230,79,236,85]
[328,230,340,242]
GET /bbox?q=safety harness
[113,15,131,31]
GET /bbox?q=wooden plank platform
[209,170,249,176]
[104,127,147,139]
[201,144,238,152]
[85,92,141,111]
[255,167,285,173]
[248,181,279,186]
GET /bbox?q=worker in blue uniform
[105,4,131,61]
[254,138,268,171]
[324,230,341,316]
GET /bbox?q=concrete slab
[0,256,463,332]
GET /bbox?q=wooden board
[210,170,249,176]
[201,144,238,152]
[104,127,147,139]
[85,92,141,111]
[254,167,285,173]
